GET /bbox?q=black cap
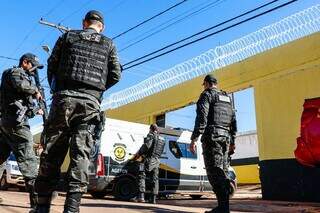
[84,10,104,25]
[203,74,217,84]
[19,53,44,69]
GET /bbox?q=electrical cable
[112,0,189,40]
[119,0,225,52]
[122,0,297,70]
[123,0,279,67]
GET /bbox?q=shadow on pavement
[81,203,191,213]
[0,203,29,211]
[158,199,320,213]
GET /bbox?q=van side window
[169,141,197,159]
[169,141,182,158]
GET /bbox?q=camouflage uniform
[34,11,121,213]
[136,131,165,203]
[0,66,39,209]
[191,87,237,213]
[35,92,101,194]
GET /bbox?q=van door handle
[191,166,197,169]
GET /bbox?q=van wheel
[90,191,107,199]
[0,172,8,190]
[229,180,237,198]
[114,177,137,201]
[190,195,202,199]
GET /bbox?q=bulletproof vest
[209,89,234,128]
[58,30,112,91]
[1,68,21,109]
[0,68,35,119]
[149,135,165,159]
[0,69,10,113]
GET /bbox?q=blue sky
[0,0,318,130]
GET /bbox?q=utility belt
[54,80,103,103]
[205,125,230,137]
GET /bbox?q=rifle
[30,66,49,145]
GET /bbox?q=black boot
[149,194,156,204]
[206,183,230,213]
[29,191,37,210]
[25,179,39,213]
[33,205,51,213]
[32,196,51,213]
[63,192,82,213]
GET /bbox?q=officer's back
[47,11,121,101]
[34,10,121,213]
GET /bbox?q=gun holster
[92,112,105,140]
[9,100,28,123]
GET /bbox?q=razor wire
[102,4,320,110]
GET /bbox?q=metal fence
[102,4,320,110]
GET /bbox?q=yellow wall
[107,33,320,183]
[234,164,260,184]
[255,61,320,160]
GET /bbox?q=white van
[88,118,236,200]
[0,153,25,190]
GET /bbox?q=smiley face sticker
[113,145,126,162]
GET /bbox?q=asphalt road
[1,185,320,213]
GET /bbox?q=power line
[0,55,18,61]
[112,0,189,40]
[119,0,225,52]
[123,0,279,67]
[42,0,65,18]
[59,0,95,23]
[0,1,68,69]
[105,0,128,14]
[36,0,95,56]
[122,0,297,70]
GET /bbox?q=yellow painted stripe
[159,163,179,174]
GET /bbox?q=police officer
[132,124,165,204]
[190,74,237,213]
[34,10,121,213]
[0,53,44,211]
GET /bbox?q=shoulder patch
[218,94,231,103]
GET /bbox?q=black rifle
[30,66,49,145]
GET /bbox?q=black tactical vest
[0,69,11,113]
[150,135,165,159]
[58,30,112,91]
[209,89,234,128]
[0,68,35,116]
[0,68,26,108]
